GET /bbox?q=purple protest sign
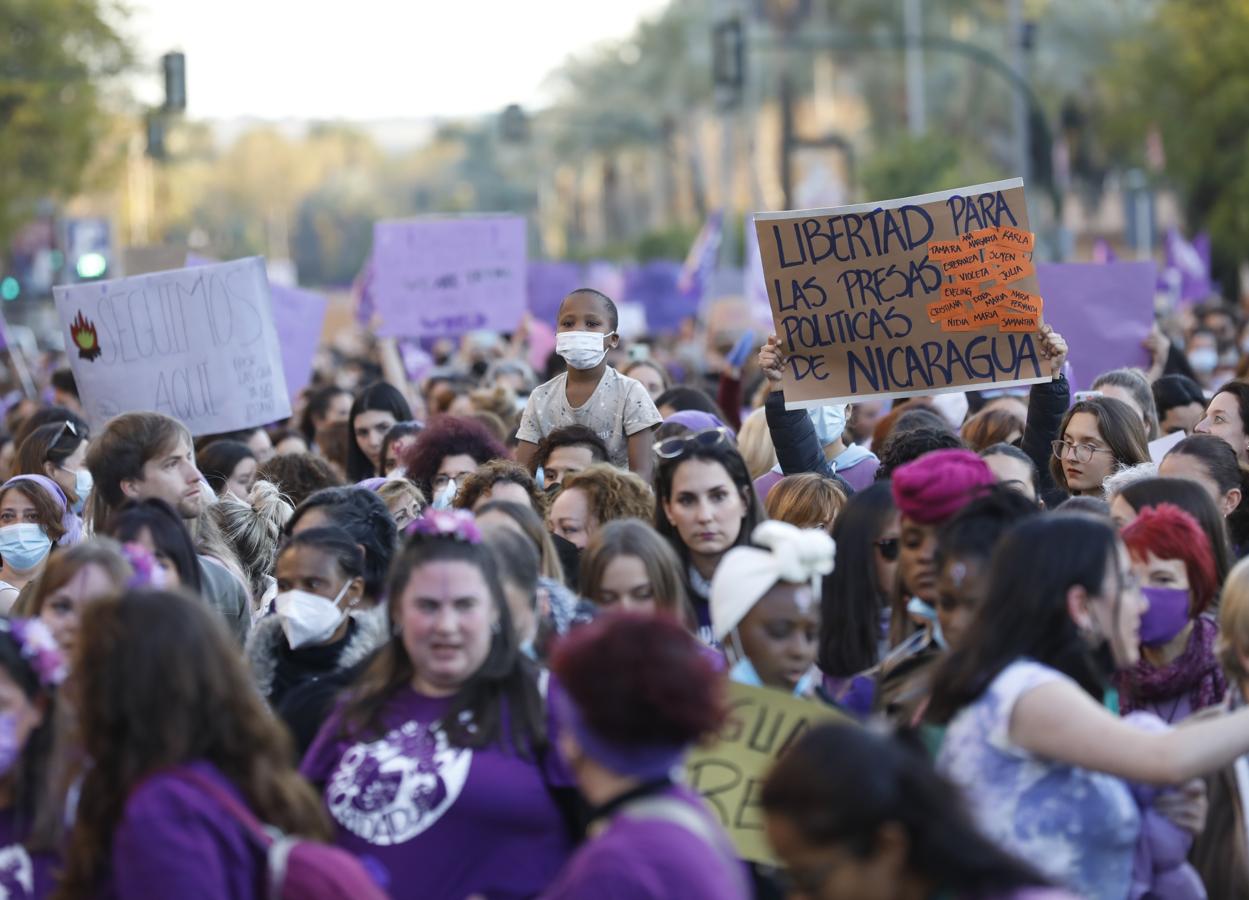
[269,284,327,398]
[624,260,700,334]
[1037,262,1157,393]
[527,262,583,323]
[372,216,526,338]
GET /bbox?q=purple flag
[1160,228,1213,309]
[1037,262,1157,393]
[526,262,584,323]
[624,261,700,333]
[677,211,724,300]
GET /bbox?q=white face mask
[1189,346,1218,375]
[74,468,93,512]
[431,479,456,510]
[274,581,353,650]
[556,331,613,370]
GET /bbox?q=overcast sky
[127,0,670,120]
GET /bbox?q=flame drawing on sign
[70,311,101,362]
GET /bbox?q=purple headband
[663,410,733,437]
[556,691,685,780]
[2,474,82,546]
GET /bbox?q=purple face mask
[1139,586,1191,647]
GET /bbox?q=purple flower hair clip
[4,619,68,688]
[405,508,482,545]
[122,542,168,589]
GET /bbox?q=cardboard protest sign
[187,254,327,401]
[685,682,845,865]
[754,178,1052,409]
[372,215,526,338]
[52,257,291,435]
[1037,261,1157,394]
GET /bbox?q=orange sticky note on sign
[970,307,1000,328]
[1004,290,1043,317]
[926,240,966,261]
[939,250,984,277]
[998,313,1040,332]
[927,298,967,322]
[985,245,1022,269]
[996,227,1035,252]
[953,265,995,285]
[963,227,999,252]
[941,284,975,302]
[997,259,1036,286]
[941,315,977,332]
[972,288,1010,313]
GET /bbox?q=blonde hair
[207,480,293,602]
[765,473,846,530]
[377,479,425,523]
[737,407,777,480]
[1219,557,1249,683]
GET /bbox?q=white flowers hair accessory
[709,521,836,641]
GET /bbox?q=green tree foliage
[1106,0,1249,283]
[0,0,131,247]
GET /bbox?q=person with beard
[928,513,1249,900]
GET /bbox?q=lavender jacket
[102,761,265,900]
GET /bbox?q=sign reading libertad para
[754,178,1051,409]
[53,257,291,435]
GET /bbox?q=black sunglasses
[875,537,900,561]
[653,426,731,460]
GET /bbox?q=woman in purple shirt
[542,612,748,900]
[301,508,574,899]
[0,619,65,900]
[56,590,335,899]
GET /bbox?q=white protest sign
[53,257,291,435]
[1148,429,1186,465]
[371,215,527,338]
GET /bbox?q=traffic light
[146,111,166,160]
[64,218,111,283]
[162,52,186,113]
[713,18,745,107]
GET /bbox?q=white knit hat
[709,521,835,641]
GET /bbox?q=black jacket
[1022,373,1071,507]
[763,391,856,495]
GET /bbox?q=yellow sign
[684,681,845,865]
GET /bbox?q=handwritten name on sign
[371,215,527,338]
[685,682,845,865]
[52,257,291,435]
[753,178,1050,409]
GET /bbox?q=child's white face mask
[556,331,613,370]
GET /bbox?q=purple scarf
[1116,615,1226,717]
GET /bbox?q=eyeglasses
[1051,440,1114,463]
[875,537,899,561]
[653,426,732,459]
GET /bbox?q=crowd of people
[0,286,1248,898]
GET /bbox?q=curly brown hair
[454,460,546,516]
[56,590,330,897]
[402,416,510,501]
[254,452,343,510]
[559,463,654,525]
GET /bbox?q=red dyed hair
[551,612,726,748]
[1122,502,1218,615]
[400,415,509,499]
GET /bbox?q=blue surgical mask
[907,597,948,650]
[0,523,51,572]
[73,469,92,514]
[729,655,816,697]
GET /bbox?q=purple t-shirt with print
[301,685,573,900]
[0,808,55,899]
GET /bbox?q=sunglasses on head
[653,426,732,460]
